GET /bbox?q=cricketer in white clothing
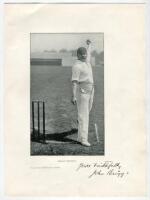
[71,40,94,147]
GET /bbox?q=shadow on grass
[31,128,79,144]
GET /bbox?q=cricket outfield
[31,65,104,155]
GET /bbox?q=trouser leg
[89,88,94,112]
[77,93,90,142]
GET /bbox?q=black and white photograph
[30,33,104,155]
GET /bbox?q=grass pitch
[31,65,104,155]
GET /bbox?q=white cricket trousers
[77,88,94,142]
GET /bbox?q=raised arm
[86,39,92,63]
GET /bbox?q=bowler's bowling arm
[87,43,92,63]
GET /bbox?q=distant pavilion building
[31,52,95,66]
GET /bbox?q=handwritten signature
[76,161,129,178]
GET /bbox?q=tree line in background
[44,49,104,65]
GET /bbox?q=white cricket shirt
[72,60,94,84]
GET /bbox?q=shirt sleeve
[71,64,80,82]
[86,43,92,63]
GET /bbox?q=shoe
[81,141,91,147]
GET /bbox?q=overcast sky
[31,33,104,53]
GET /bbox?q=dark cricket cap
[77,47,87,55]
